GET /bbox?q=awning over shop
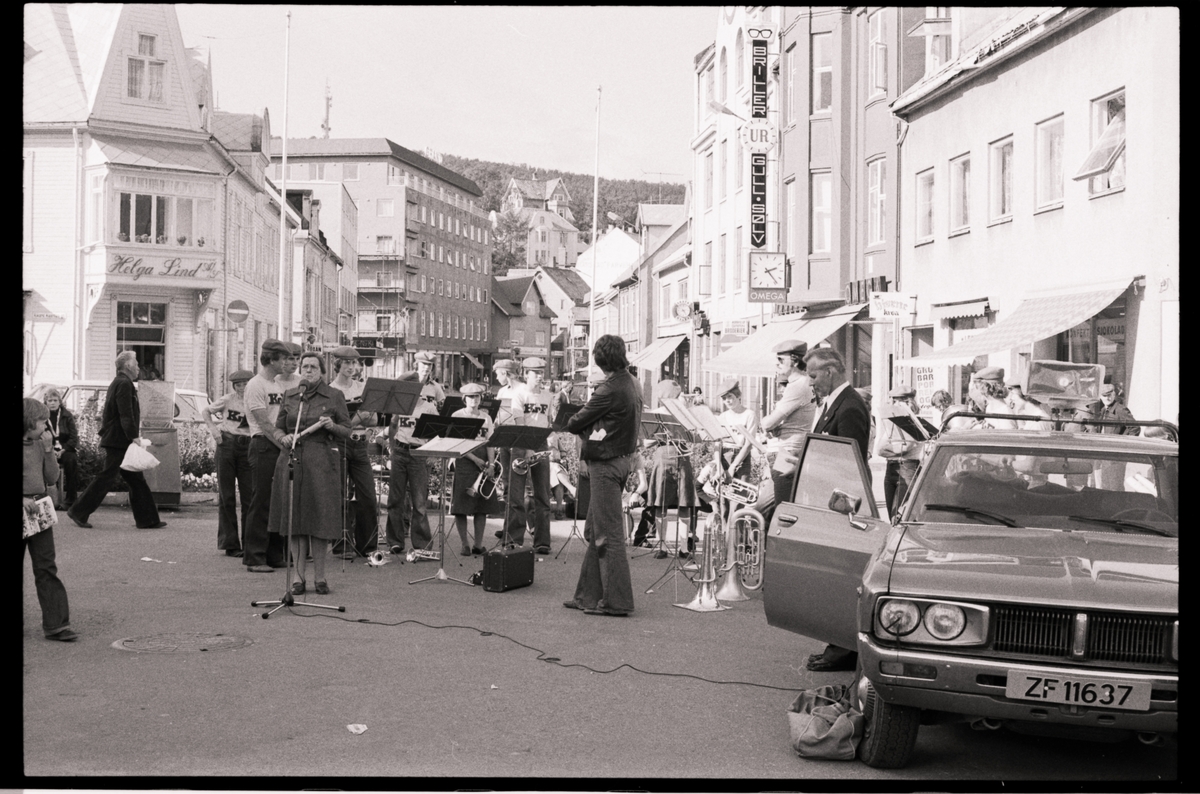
[897,280,1133,366]
[930,298,989,322]
[629,334,687,370]
[461,352,484,369]
[704,303,866,377]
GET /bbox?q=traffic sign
[226,300,249,325]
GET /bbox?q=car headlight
[923,603,966,640]
[878,599,920,636]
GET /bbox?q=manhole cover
[111,632,252,653]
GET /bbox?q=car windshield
[907,446,1177,536]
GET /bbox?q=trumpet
[467,458,503,499]
[511,449,553,475]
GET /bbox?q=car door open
[763,433,890,650]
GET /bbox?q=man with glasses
[760,339,816,520]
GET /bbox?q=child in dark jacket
[23,397,76,642]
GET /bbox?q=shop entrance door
[116,301,167,381]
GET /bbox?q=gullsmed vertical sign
[748,27,773,249]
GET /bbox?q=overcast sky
[175,5,717,183]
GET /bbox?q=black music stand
[357,377,423,557]
[631,412,694,561]
[487,425,553,550]
[408,415,485,586]
[441,395,502,421]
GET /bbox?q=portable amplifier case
[481,545,535,592]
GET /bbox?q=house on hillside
[490,275,557,374]
[498,176,581,268]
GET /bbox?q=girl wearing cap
[450,383,496,556]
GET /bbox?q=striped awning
[898,280,1133,366]
[703,304,866,377]
[930,298,990,322]
[461,352,484,369]
[628,334,687,370]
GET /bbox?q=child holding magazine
[23,397,76,642]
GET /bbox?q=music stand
[652,398,732,613]
[408,415,486,586]
[441,395,502,421]
[359,377,423,416]
[487,425,553,551]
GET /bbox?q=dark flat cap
[229,369,254,384]
[331,345,360,359]
[283,342,303,356]
[974,366,1005,382]
[261,338,289,355]
[772,339,808,358]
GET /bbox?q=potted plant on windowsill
[117,232,129,242]
[156,235,168,244]
[136,234,151,243]
[178,235,188,246]
[197,237,206,247]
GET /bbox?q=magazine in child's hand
[23,496,57,539]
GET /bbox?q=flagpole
[588,85,601,364]
[278,10,291,335]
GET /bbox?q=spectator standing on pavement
[760,339,816,520]
[241,340,292,573]
[1097,380,1138,434]
[24,398,76,642]
[268,352,350,596]
[804,347,871,672]
[68,352,166,531]
[385,350,444,556]
[508,357,556,555]
[43,388,79,510]
[564,334,643,617]
[327,346,379,558]
[877,386,923,519]
[203,369,255,558]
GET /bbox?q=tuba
[716,505,766,593]
[468,458,503,499]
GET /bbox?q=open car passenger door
[763,433,891,650]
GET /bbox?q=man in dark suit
[68,351,166,529]
[563,335,643,617]
[804,347,870,671]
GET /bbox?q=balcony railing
[358,276,405,292]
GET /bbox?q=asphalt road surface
[23,500,1178,786]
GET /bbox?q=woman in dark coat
[43,389,79,509]
[267,353,351,595]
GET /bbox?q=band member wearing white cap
[490,358,525,539]
[328,346,379,557]
[717,378,759,483]
[760,339,816,514]
[203,369,256,558]
[239,340,292,572]
[507,357,556,554]
[384,350,444,556]
[450,382,495,556]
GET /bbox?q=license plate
[1005,674,1152,711]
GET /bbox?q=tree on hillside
[491,208,528,276]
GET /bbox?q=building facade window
[1036,115,1065,208]
[705,151,714,209]
[867,159,886,245]
[1077,90,1126,194]
[719,140,728,201]
[719,48,728,102]
[989,137,1014,221]
[736,30,745,89]
[734,226,742,289]
[308,163,325,180]
[810,172,832,253]
[127,35,164,102]
[700,241,713,295]
[115,177,215,247]
[786,45,797,125]
[868,11,887,97]
[377,199,394,217]
[784,179,797,261]
[811,33,832,114]
[342,163,359,181]
[718,233,727,295]
[916,168,935,241]
[661,282,671,322]
[116,301,167,377]
[949,154,970,232]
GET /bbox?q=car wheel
[857,675,920,769]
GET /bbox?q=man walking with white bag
[68,351,166,530]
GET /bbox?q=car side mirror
[828,488,862,516]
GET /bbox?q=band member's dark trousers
[216,433,253,552]
[498,447,525,540]
[505,447,551,548]
[71,446,161,527]
[244,436,286,568]
[571,454,635,613]
[334,438,379,554]
[386,445,432,551]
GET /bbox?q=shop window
[1076,91,1125,194]
[116,301,167,379]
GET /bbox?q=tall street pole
[277,10,291,335]
[588,85,601,367]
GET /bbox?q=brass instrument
[467,457,503,499]
[511,449,553,475]
[675,514,730,613]
[718,505,765,592]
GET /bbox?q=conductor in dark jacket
[562,335,643,617]
[804,347,869,671]
[67,351,165,529]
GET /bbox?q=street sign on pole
[226,299,250,325]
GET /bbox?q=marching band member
[491,359,524,541]
[760,339,816,522]
[877,386,923,519]
[203,369,255,558]
[716,378,759,483]
[384,350,444,557]
[507,357,556,555]
[449,382,495,556]
[328,346,379,558]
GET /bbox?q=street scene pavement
[23,489,1177,785]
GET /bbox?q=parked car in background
[27,381,211,425]
[762,420,1178,768]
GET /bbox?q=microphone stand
[252,390,346,618]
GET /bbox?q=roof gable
[23,3,91,122]
[538,267,591,304]
[636,202,686,229]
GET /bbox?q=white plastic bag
[120,441,160,472]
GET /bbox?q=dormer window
[128,34,164,102]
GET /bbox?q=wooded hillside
[442,154,686,242]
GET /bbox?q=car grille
[991,606,1172,665]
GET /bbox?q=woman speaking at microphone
[267,352,351,596]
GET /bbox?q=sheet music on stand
[411,414,487,458]
[641,409,693,445]
[487,424,553,452]
[440,395,502,421]
[885,408,938,441]
[552,402,581,432]
[359,377,423,416]
[659,396,734,444]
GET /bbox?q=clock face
[749,252,786,289]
